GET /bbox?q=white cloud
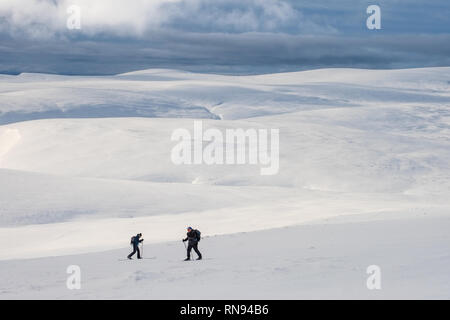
[0,0,176,38]
[0,0,327,39]
[163,0,303,33]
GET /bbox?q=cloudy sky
[0,0,449,75]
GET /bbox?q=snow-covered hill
[1,68,449,124]
[0,68,449,299]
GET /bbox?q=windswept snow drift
[0,67,449,299]
[0,128,20,164]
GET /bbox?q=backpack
[130,236,136,245]
[195,230,201,242]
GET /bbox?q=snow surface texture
[0,68,449,299]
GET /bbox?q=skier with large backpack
[128,233,144,260]
[182,227,202,261]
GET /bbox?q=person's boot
[184,257,191,261]
[196,256,202,261]
[127,256,132,260]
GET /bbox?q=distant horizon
[2,64,450,78]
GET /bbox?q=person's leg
[128,246,137,258]
[187,243,193,259]
[193,243,202,259]
[136,246,141,259]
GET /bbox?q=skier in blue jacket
[128,233,144,259]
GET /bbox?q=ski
[118,257,156,261]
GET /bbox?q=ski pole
[141,241,144,258]
[183,241,190,259]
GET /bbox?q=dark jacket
[184,230,199,244]
[132,235,143,247]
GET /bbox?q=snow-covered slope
[1,212,449,299]
[0,67,449,299]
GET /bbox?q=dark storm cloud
[0,0,449,75]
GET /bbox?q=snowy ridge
[1,67,449,124]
